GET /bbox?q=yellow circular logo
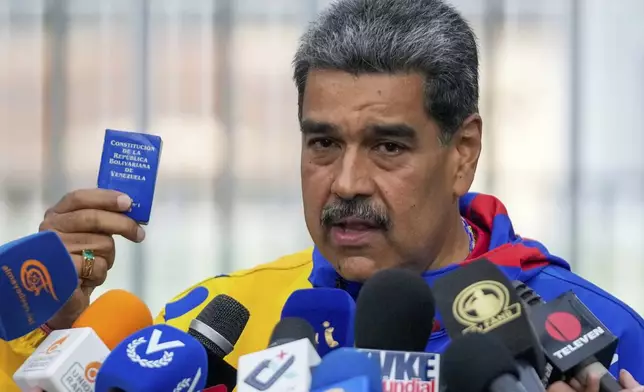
[452,280,510,326]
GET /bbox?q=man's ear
[451,113,482,197]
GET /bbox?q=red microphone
[203,385,228,392]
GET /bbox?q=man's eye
[309,138,335,149]
[376,142,405,154]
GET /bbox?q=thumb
[620,369,641,390]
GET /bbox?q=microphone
[310,348,382,392]
[188,294,250,390]
[12,289,153,392]
[354,268,439,391]
[0,230,78,340]
[281,287,355,357]
[237,317,321,392]
[94,324,208,392]
[432,258,546,386]
[203,385,228,392]
[513,281,620,392]
[72,289,153,349]
[442,332,534,392]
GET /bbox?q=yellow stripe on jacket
[157,248,315,367]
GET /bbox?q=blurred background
[1,0,643,315]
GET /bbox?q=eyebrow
[300,119,339,136]
[300,119,418,142]
[367,124,417,142]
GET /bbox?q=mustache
[320,198,390,229]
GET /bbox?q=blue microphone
[0,230,78,340]
[311,348,382,392]
[280,288,355,357]
[95,324,208,392]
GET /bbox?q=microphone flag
[95,324,207,392]
[0,231,78,340]
[281,288,355,357]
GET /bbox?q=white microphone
[12,289,153,392]
[13,328,109,392]
[237,317,321,392]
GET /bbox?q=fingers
[584,373,600,392]
[50,189,133,215]
[56,232,115,258]
[42,209,145,243]
[42,231,115,294]
[71,254,109,286]
[620,369,643,390]
[42,189,136,330]
[81,285,95,297]
[556,375,599,392]
[568,378,584,392]
[547,382,577,392]
[59,231,115,285]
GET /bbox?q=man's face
[301,70,481,282]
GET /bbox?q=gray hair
[293,0,479,144]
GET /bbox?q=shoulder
[194,247,315,298]
[529,265,644,379]
[531,265,644,331]
[157,248,315,326]
[224,247,315,279]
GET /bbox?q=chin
[335,255,382,283]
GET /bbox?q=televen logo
[545,311,606,360]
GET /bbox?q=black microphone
[432,258,546,390]
[188,294,250,390]
[513,281,620,392]
[355,268,436,351]
[442,332,533,392]
[353,268,440,390]
[268,317,317,348]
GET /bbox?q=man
[2,0,643,390]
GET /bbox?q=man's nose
[330,149,375,200]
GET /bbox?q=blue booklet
[97,129,163,225]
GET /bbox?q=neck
[428,215,472,270]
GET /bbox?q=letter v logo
[145,329,186,355]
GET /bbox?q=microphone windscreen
[95,324,208,392]
[311,348,382,391]
[281,288,355,356]
[72,289,153,350]
[0,231,78,340]
[269,317,316,348]
[192,294,249,357]
[354,268,435,351]
[442,333,519,392]
[529,291,618,375]
[188,294,249,391]
[432,258,544,375]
